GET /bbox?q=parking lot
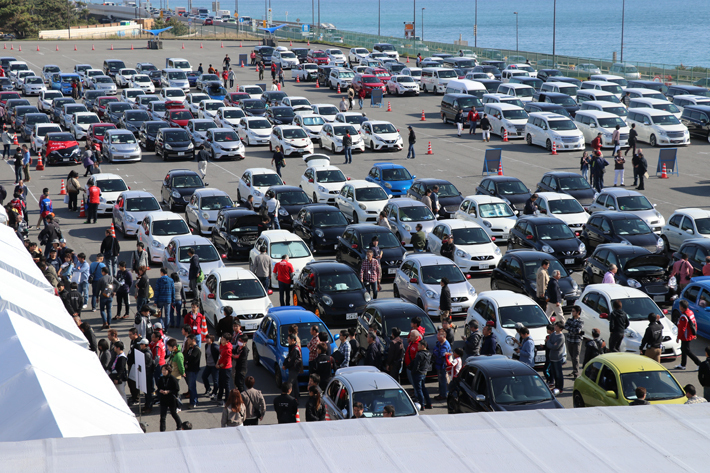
[4,39,710,431]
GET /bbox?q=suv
[328,68,354,90]
[525,111,584,151]
[103,59,127,78]
[680,105,710,140]
[373,43,399,61]
[351,73,386,97]
[666,85,710,100]
[307,50,329,65]
[626,108,689,147]
[254,46,275,65]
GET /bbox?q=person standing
[339,96,348,112]
[433,329,452,400]
[515,327,535,368]
[75,253,90,309]
[592,151,608,192]
[342,131,353,164]
[480,114,491,142]
[215,333,233,406]
[13,148,23,184]
[454,109,464,137]
[273,382,299,424]
[100,228,120,277]
[155,267,175,328]
[536,260,550,306]
[468,108,480,135]
[564,306,584,378]
[228,68,235,89]
[242,376,266,425]
[463,320,482,357]
[283,334,303,399]
[157,365,183,431]
[622,91,631,108]
[114,261,132,319]
[1,125,11,160]
[608,300,630,352]
[670,253,694,293]
[221,389,246,427]
[430,185,440,216]
[360,249,381,300]
[410,223,426,252]
[703,256,710,276]
[184,300,207,346]
[109,341,128,403]
[439,277,452,324]
[278,68,285,88]
[66,170,81,211]
[697,347,710,401]
[347,85,355,110]
[613,151,625,186]
[406,125,416,159]
[545,270,564,323]
[377,211,392,231]
[602,264,617,284]
[232,333,249,392]
[591,133,603,154]
[222,69,229,88]
[640,313,663,362]
[410,340,432,409]
[274,255,294,306]
[257,61,264,81]
[626,123,638,158]
[201,334,219,397]
[358,87,366,110]
[187,247,201,297]
[184,335,201,409]
[85,178,100,224]
[21,144,31,182]
[480,323,497,356]
[611,125,621,155]
[582,328,606,366]
[36,188,53,230]
[676,300,700,370]
[306,385,326,421]
[97,266,118,330]
[546,322,566,393]
[271,145,285,177]
[336,330,351,368]
[523,193,539,215]
[635,149,648,190]
[265,191,281,229]
[580,152,591,183]
[363,332,383,369]
[196,144,209,183]
[251,246,272,290]
[440,234,455,260]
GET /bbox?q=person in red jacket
[676,300,701,370]
[85,179,101,224]
[215,333,233,406]
[184,300,207,347]
[150,331,166,386]
[273,254,294,307]
[591,133,603,153]
[467,109,480,135]
[404,329,422,387]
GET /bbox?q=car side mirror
[341,409,348,417]
[475,394,486,402]
[599,312,608,319]
[590,123,597,128]
[605,390,617,399]
[266,339,275,346]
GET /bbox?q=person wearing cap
[135,337,155,414]
[406,125,416,159]
[480,323,497,356]
[273,254,294,306]
[441,234,455,261]
[47,246,61,273]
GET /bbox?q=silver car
[61,103,88,130]
[205,127,246,160]
[185,188,235,235]
[101,129,142,162]
[161,235,226,297]
[111,190,162,237]
[135,94,161,111]
[187,118,218,148]
[382,198,437,246]
[22,76,46,96]
[587,188,665,233]
[91,75,118,95]
[149,101,167,120]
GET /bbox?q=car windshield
[344,115,367,125]
[523,259,568,279]
[26,115,48,124]
[351,388,416,417]
[333,125,358,136]
[253,174,283,187]
[290,99,311,107]
[26,77,43,85]
[145,122,166,133]
[110,104,131,113]
[315,170,345,183]
[244,87,262,94]
[421,264,465,284]
[399,205,434,222]
[546,95,576,106]
[208,85,227,95]
[276,190,310,205]
[357,232,398,250]
[37,126,61,137]
[651,114,681,125]
[44,92,62,100]
[152,103,166,112]
[318,106,339,115]
[150,220,188,238]
[479,202,515,218]
[200,195,232,210]
[362,77,381,84]
[312,52,327,58]
[201,74,219,82]
[555,176,591,191]
[173,61,190,69]
[598,117,627,128]
[548,119,577,131]
[270,240,310,259]
[223,109,244,119]
[452,227,490,245]
[242,101,263,111]
[49,133,75,142]
[499,304,549,329]
[491,374,553,405]
[126,111,149,121]
[74,113,100,125]
[694,218,710,234]
[171,174,203,189]
[381,168,412,181]
[620,371,683,401]
[547,198,584,215]
[436,70,457,79]
[202,102,221,111]
[458,96,483,108]
[372,123,397,134]
[534,223,576,240]
[512,87,534,98]
[616,196,653,211]
[599,84,622,95]
[248,119,271,129]
[283,128,307,139]
[165,89,185,98]
[502,109,529,120]
[281,52,296,59]
[193,121,217,131]
[134,76,150,83]
[171,111,192,120]
[355,187,388,202]
[177,244,220,263]
[96,179,127,192]
[318,272,363,292]
[612,298,664,321]
[303,64,318,70]
[164,131,190,142]
[110,133,136,144]
[496,180,528,195]
[604,106,628,117]
[653,103,680,113]
[95,77,113,84]
[167,72,187,80]
[126,197,159,212]
[612,218,652,235]
[219,278,266,300]
[302,116,325,126]
[311,210,347,227]
[279,321,331,347]
[45,66,60,73]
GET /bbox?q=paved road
[4,40,709,431]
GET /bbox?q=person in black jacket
[364,332,383,369]
[406,125,416,159]
[582,328,606,367]
[273,382,299,424]
[634,149,648,191]
[305,385,326,421]
[202,334,220,397]
[439,277,452,325]
[136,338,155,414]
[608,300,630,352]
[216,306,235,340]
[157,364,182,431]
[232,333,249,392]
[187,248,201,296]
[79,321,97,353]
[310,343,333,391]
[409,340,432,409]
[100,228,121,277]
[184,334,201,408]
[523,194,539,215]
[545,270,564,323]
[625,123,638,158]
[385,328,404,380]
[109,341,128,403]
[342,132,353,164]
[698,347,710,401]
[67,282,83,322]
[283,334,302,398]
[454,110,464,136]
[440,234,455,260]
[640,313,663,362]
[463,320,481,357]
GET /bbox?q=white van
[578,100,629,119]
[8,61,29,81]
[401,67,422,85]
[496,83,535,102]
[164,58,192,73]
[482,93,525,108]
[482,103,529,139]
[628,98,681,119]
[589,74,628,88]
[574,110,630,147]
[626,108,689,147]
[525,112,584,151]
[580,80,624,100]
[624,88,668,102]
[671,95,710,113]
[501,69,530,83]
[541,81,579,99]
[576,89,622,105]
[420,67,458,94]
[445,79,487,99]
[161,68,190,91]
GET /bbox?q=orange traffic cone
[426,141,433,154]
[200,42,203,49]
[337,84,341,94]
[92,44,95,51]
[12,133,18,145]
[497,161,503,176]
[74,44,77,51]
[10,44,13,50]
[79,199,86,218]
[387,101,392,112]
[289,40,293,46]
[503,129,508,142]
[110,223,116,238]
[407,56,410,63]
[36,45,40,51]
[3,44,5,50]
[131,44,134,50]
[35,153,44,171]
[661,163,668,179]
[56,45,59,51]
[277,83,281,91]
[295,410,301,423]
[181,43,185,49]
[18,45,21,52]
[307,40,310,46]
[221,41,224,48]
[296,75,300,83]
[240,61,244,68]
[550,141,558,155]
[59,180,66,195]
[111,44,114,50]
[240,41,242,47]
[325,410,331,421]
[420,110,426,121]
[315,80,320,88]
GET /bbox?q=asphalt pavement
[4,39,709,431]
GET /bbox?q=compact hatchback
[111,191,161,237]
[507,216,586,270]
[382,198,437,247]
[163,235,225,297]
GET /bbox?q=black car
[510,76,543,92]
[12,106,40,132]
[119,109,151,135]
[508,217,586,270]
[292,204,349,253]
[138,120,169,150]
[293,261,369,326]
[475,176,532,213]
[355,298,438,381]
[82,90,104,111]
[211,208,261,259]
[103,59,126,78]
[581,212,662,255]
[262,185,312,229]
[241,99,267,117]
[148,70,162,88]
[254,45,274,65]
[447,355,563,413]
[491,250,580,308]
[160,169,205,212]
[524,102,571,118]
[186,71,199,88]
[440,93,484,126]
[136,62,158,74]
[292,48,309,63]
[537,69,562,82]
[474,79,502,93]
[666,85,710,99]
[155,127,195,161]
[471,65,501,80]
[406,178,463,219]
[584,244,672,303]
[317,65,337,87]
[105,102,133,125]
[261,90,287,105]
[535,171,596,209]
[266,106,295,126]
[21,113,50,141]
[672,240,710,277]
[5,98,30,123]
[50,97,75,123]
[680,105,710,140]
[534,92,579,116]
[336,224,406,279]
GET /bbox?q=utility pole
[474,0,478,48]
[378,0,380,36]
[514,12,518,54]
[621,0,626,62]
[67,2,71,39]
[421,8,425,41]
[552,0,557,65]
[413,0,415,40]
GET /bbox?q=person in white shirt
[265,191,281,229]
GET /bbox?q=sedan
[214,107,246,130]
[205,128,246,161]
[111,191,162,237]
[582,212,664,255]
[237,117,273,146]
[319,122,365,153]
[427,220,501,274]
[359,120,404,151]
[535,171,596,209]
[476,176,532,214]
[91,76,118,95]
[129,74,155,93]
[21,76,46,96]
[407,178,464,219]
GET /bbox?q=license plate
[535,354,546,363]
[245,323,257,331]
[653,295,665,302]
[178,151,184,156]
[501,233,509,239]
[62,157,69,161]
[478,263,490,269]
[565,259,575,265]
[388,268,397,274]
[346,312,358,320]
[452,305,462,312]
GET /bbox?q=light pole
[378,0,380,36]
[620,0,626,62]
[413,0,415,41]
[514,12,518,54]
[474,0,477,48]
[552,0,557,65]
[421,8,425,41]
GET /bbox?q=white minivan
[420,67,458,94]
[671,95,710,113]
[578,100,629,119]
[525,112,584,151]
[541,81,579,99]
[496,83,535,102]
[626,108,689,147]
[165,58,192,73]
[445,79,487,99]
[401,67,423,85]
[500,69,530,83]
[482,103,529,139]
[580,80,624,100]
[624,88,668,102]
[574,110,630,148]
[628,98,681,119]
[589,74,628,88]
[576,89,622,105]
[161,68,190,91]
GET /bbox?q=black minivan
[440,93,484,125]
[680,105,710,140]
[103,59,127,78]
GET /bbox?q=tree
[153,17,188,37]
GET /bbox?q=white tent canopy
[0,269,87,348]
[0,221,27,253]
[0,250,55,294]
[3,403,710,472]
[0,309,142,442]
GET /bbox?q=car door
[337,228,355,266]
[186,193,199,228]
[579,361,603,406]
[212,214,226,252]
[238,171,250,201]
[455,365,479,412]
[339,184,354,217]
[201,274,219,318]
[692,287,710,336]
[679,216,698,247]
[587,250,609,283]
[113,195,125,230]
[429,224,446,255]
[160,173,171,204]
[664,213,683,250]
[325,379,345,420]
[504,257,526,293]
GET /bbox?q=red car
[203,18,213,25]
[94,96,120,118]
[307,50,329,65]
[88,123,117,146]
[165,100,186,111]
[224,92,250,108]
[352,74,386,97]
[364,67,392,83]
[0,91,20,108]
[42,131,81,165]
[167,109,193,128]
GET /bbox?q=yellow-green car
[573,353,687,407]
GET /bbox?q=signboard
[482,148,502,175]
[302,24,310,32]
[404,22,414,39]
[134,350,147,394]
[656,148,679,176]
[370,88,383,107]
[188,18,193,25]
[239,53,248,68]
[267,8,272,25]
[212,1,220,11]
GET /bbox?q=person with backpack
[410,339,432,409]
[640,313,663,362]
[676,299,701,370]
[582,328,606,366]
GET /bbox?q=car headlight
[403,224,412,232]
[151,240,162,248]
[654,211,662,219]
[172,191,181,199]
[125,214,135,223]
[482,220,492,228]
[358,203,366,210]
[110,146,117,152]
[505,335,516,346]
[572,280,579,291]
[201,212,210,219]
[494,246,501,255]
[229,236,238,243]
[164,143,172,150]
[425,290,439,300]
[542,244,554,253]
[659,130,667,136]
[178,268,188,277]
[315,229,324,237]
[578,242,586,253]
[624,328,637,339]
[619,239,632,246]
[278,208,288,216]
[670,324,678,335]
[317,185,328,193]
[657,237,664,249]
[626,278,642,289]
[71,148,80,155]
[455,249,468,259]
[187,143,194,149]
[468,285,476,296]
[253,189,262,196]
[384,182,392,189]
[322,294,333,306]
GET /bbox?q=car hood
[623,254,669,270]
[166,140,192,149]
[373,132,402,141]
[214,140,243,150]
[544,237,581,252]
[387,180,413,192]
[317,181,347,191]
[494,399,562,411]
[121,209,156,223]
[178,259,224,274]
[110,143,139,151]
[548,211,588,227]
[324,290,368,308]
[303,124,323,133]
[438,195,464,209]
[271,116,295,124]
[457,241,499,257]
[423,281,472,299]
[175,186,201,197]
[317,225,348,239]
[221,297,270,316]
[565,188,595,205]
[557,276,579,296]
[614,233,658,251]
[378,246,406,263]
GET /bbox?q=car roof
[192,188,230,198]
[404,253,457,266]
[167,169,199,177]
[463,354,537,376]
[261,230,304,242]
[118,190,155,199]
[267,306,320,324]
[336,369,402,392]
[168,234,212,246]
[363,120,394,126]
[595,211,643,220]
[628,107,673,116]
[91,173,123,180]
[480,290,538,307]
[600,188,644,197]
[684,105,710,113]
[518,216,567,226]
[575,110,619,118]
[486,103,523,111]
[485,175,524,182]
[372,162,407,170]
[595,244,651,256]
[672,208,710,219]
[388,198,426,208]
[347,224,397,234]
[542,171,583,178]
[208,267,257,280]
[412,178,453,186]
[147,211,183,221]
[529,112,569,121]
[464,195,507,204]
[536,192,576,201]
[245,167,277,175]
[592,353,667,373]
[269,185,303,193]
[105,129,134,135]
[504,250,559,263]
[437,219,484,230]
[582,283,649,299]
[306,261,356,274]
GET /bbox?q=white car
[82,69,104,88]
[535,192,589,231]
[334,111,368,132]
[197,99,224,120]
[427,220,501,273]
[626,108,689,147]
[359,120,404,151]
[249,230,315,288]
[348,47,370,65]
[661,208,710,251]
[503,63,538,78]
[186,118,218,147]
[162,235,226,297]
[280,96,313,115]
[149,101,167,120]
[21,76,46,96]
[129,74,155,93]
[300,155,348,204]
[186,92,211,115]
[205,127,246,160]
[136,211,190,263]
[325,49,347,66]
[385,75,420,96]
[319,122,365,153]
[30,123,61,154]
[328,68,355,91]
[455,195,518,242]
[70,112,101,140]
[465,291,551,366]
[185,188,234,235]
[120,88,146,105]
[484,103,529,139]
[402,67,423,85]
[335,180,390,223]
[237,168,284,206]
[293,114,325,142]
[290,63,319,82]
[587,188,666,233]
[199,267,272,331]
[574,110,630,148]
[271,49,299,70]
[525,112,585,151]
[628,98,681,120]
[135,95,161,111]
[214,107,246,129]
[14,71,36,89]
[311,104,339,122]
[111,190,162,237]
[37,90,63,113]
[238,84,264,101]
[61,104,89,130]
[83,173,129,216]
[576,284,681,358]
[159,87,187,103]
[269,125,314,156]
[115,68,139,88]
[237,117,273,146]
[90,76,118,95]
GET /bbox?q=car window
[581,292,600,312]
[668,214,682,228]
[597,365,618,395]
[327,379,341,400]
[508,258,523,277]
[585,361,602,382]
[597,295,610,315]
[601,218,612,233]
[474,372,488,397]
[681,217,695,233]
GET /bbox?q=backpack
[686,314,697,336]
[196,269,205,284]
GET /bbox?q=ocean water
[161,0,710,67]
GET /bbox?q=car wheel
[331,143,336,153]
[252,341,261,367]
[441,113,447,124]
[274,364,283,389]
[416,298,424,310]
[582,271,590,286]
[661,236,670,255]
[546,139,552,152]
[352,212,358,223]
[526,134,533,146]
[245,136,250,146]
[393,284,400,298]
[573,391,585,408]
[650,134,657,147]
[490,279,499,290]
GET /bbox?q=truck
[217,9,230,18]
[175,7,186,15]
[191,7,209,18]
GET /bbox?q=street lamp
[378,0,380,36]
[621,0,626,62]
[474,0,477,48]
[514,12,518,54]
[421,8,425,42]
[552,0,557,65]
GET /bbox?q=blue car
[365,162,416,198]
[252,306,339,388]
[186,71,199,88]
[50,73,81,95]
[204,81,227,101]
[671,276,710,338]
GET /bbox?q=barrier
[482,149,502,175]
[656,148,678,176]
[370,89,383,108]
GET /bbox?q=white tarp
[3,403,710,472]
[0,269,87,348]
[0,309,142,442]
[0,221,27,253]
[0,248,55,294]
